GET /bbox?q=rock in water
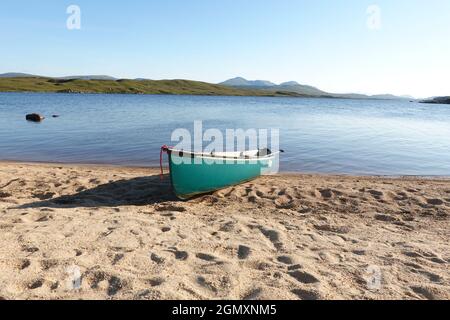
[52,115,60,118]
[26,114,45,122]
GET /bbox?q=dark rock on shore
[420,96,450,105]
[25,113,45,122]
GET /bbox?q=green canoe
[161,147,280,200]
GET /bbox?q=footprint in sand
[238,245,251,260]
[394,192,409,201]
[418,270,442,283]
[40,259,58,271]
[219,221,236,232]
[288,270,320,284]
[402,249,422,258]
[27,279,44,290]
[288,264,303,271]
[160,212,175,218]
[277,255,294,265]
[150,253,165,264]
[402,249,446,266]
[352,250,367,256]
[18,259,31,270]
[155,204,186,212]
[22,245,39,253]
[107,276,124,296]
[242,288,263,300]
[410,286,437,300]
[256,226,284,251]
[89,178,101,185]
[36,214,53,222]
[0,192,12,198]
[112,253,124,265]
[50,282,59,290]
[167,248,189,261]
[367,190,384,199]
[33,192,56,200]
[196,276,218,294]
[274,196,301,209]
[429,257,447,264]
[196,253,217,262]
[374,214,397,222]
[198,195,219,206]
[316,188,340,199]
[84,270,125,296]
[314,224,350,234]
[148,277,165,287]
[426,198,444,206]
[291,288,320,300]
[404,262,424,270]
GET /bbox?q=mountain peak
[220,77,276,87]
[59,75,117,80]
[0,72,40,78]
[0,73,117,81]
[280,81,300,86]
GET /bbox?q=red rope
[160,145,170,180]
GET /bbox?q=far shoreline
[0,77,414,101]
[0,90,407,101]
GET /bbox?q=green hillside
[0,77,306,97]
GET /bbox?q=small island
[420,96,450,105]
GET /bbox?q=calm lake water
[1,92,449,176]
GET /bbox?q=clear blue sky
[1,0,449,97]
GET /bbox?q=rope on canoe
[160,145,170,180]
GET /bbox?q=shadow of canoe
[18,174,178,209]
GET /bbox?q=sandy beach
[0,162,448,300]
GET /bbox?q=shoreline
[0,161,448,300]
[1,160,449,181]
[0,78,411,101]
[0,90,409,102]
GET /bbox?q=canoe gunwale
[165,148,279,161]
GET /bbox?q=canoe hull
[168,152,274,200]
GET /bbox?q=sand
[0,162,448,300]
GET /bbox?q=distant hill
[269,82,328,96]
[371,94,409,100]
[0,73,116,81]
[220,77,328,96]
[59,75,117,81]
[0,76,301,97]
[220,77,410,100]
[420,96,450,105]
[0,73,414,99]
[220,77,276,87]
[0,72,40,78]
